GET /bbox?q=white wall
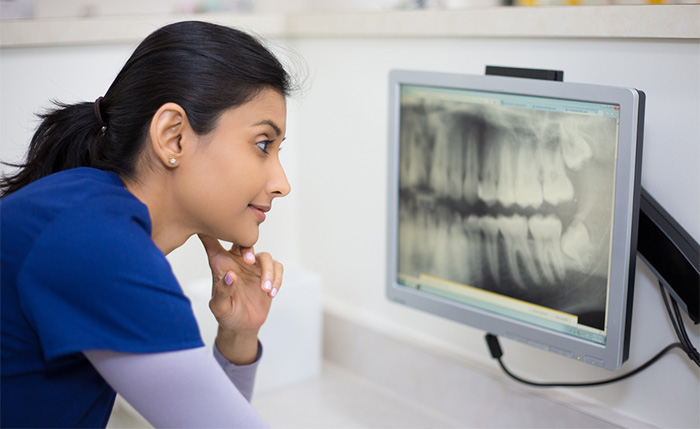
[2,25,699,429]
[0,44,134,172]
[290,36,700,427]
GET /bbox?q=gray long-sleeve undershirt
[84,344,269,428]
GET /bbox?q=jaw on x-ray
[397,98,619,330]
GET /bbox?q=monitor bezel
[386,69,644,370]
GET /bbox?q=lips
[248,204,270,222]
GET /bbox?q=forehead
[203,89,286,143]
[233,89,286,126]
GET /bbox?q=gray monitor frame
[386,69,644,370]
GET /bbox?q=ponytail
[1,20,293,197]
[0,99,118,196]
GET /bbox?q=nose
[268,158,291,198]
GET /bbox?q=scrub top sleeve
[18,207,203,361]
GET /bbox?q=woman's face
[176,88,290,247]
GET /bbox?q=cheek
[207,160,264,214]
[224,159,260,194]
[177,155,242,216]
[196,147,245,190]
[184,144,265,218]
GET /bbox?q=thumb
[198,234,232,281]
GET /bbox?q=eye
[256,140,273,154]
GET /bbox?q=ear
[149,103,190,168]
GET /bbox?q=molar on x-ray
[397,98,618,329]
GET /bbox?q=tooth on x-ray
[529,214,567,284]
[445,117,466,198]
[499,214,541,288]
[560,120,593,171]
[462,126,480,204]
[447,212,471,283]
[400,106,430,189]
[497,139,517,208]
[478,140,499,206]
[561,221,593,270]
[541,147,574,205]
[479,216,501,283]
[429,113,452,197]
[463,215,483,282]
[431,210,452,279]
[514,140,543,209]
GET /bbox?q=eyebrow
[253,119,282,138]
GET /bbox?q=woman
[1,21,292,427]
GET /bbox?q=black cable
[672,299,700,366]
[486,335,683,388]
[672,300,690,346]
[660,281,685,346]
[486,279,699,387]
[660,281,700,365]
[673,299,699,365]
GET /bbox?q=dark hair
[0,21,292,196]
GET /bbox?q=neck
[122,175,191,256]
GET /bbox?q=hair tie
[93,96,106,129]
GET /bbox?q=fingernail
[224,272,234,285]
[263,280,272,291]
[270,288,278,297]
[245,253,255,262]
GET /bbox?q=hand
[198,234,283,363]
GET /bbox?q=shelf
[287,5,700,40]
[0,13,287,47]
[1,5,698,48]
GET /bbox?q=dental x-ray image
[397,92,620,331]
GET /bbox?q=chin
[211,224,259,248]
[232,231,259,249]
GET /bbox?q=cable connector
[485,333,503,359]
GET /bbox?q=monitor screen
[386,70,645,370]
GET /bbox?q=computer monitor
[386,69,645,370]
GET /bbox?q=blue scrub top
[1,167,204,428]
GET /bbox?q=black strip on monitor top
[485,66,564,82]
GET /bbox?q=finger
[240,245,256,265]
[230,243,256,265]
[270,260,284,298]
[210,270,237,314]
[256,252,275,295]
